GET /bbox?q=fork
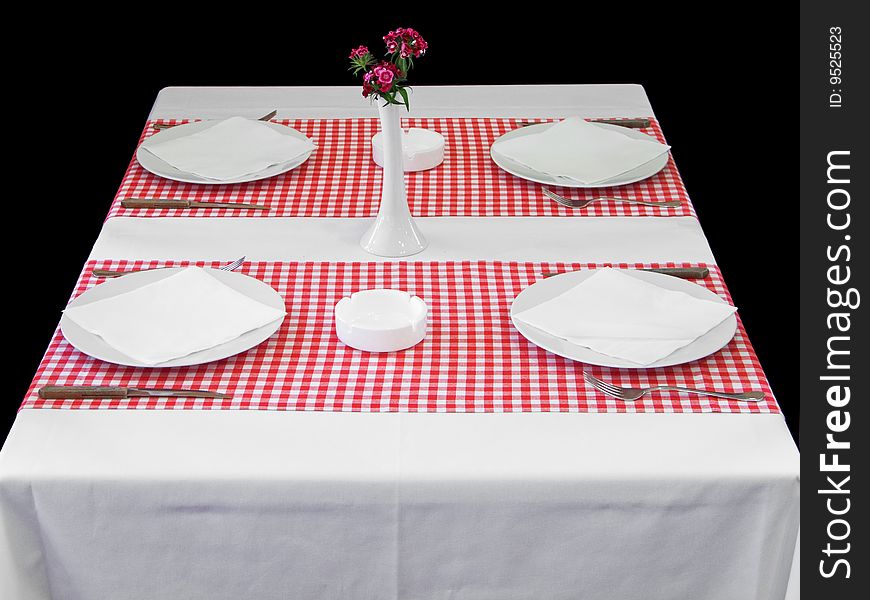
[92,256,246,279]
[152,110,278,130]
[583,372,765,402]
[543,188,682,209]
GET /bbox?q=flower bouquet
[348,27,428,109]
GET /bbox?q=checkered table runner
[107,118,694,219]
[22,261,778,414]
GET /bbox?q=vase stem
[360,102,427,257]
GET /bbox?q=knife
[153,109,278,130]
[521,117,651,129]
[37,386,231,400]
[542,267,710,280]
[121,199,271,211]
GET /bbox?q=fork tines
[583,372,624,399]
[542,187,588,208]
[220,256,246,271]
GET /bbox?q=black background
[6,9,797,448]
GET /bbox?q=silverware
[152,109,278,130]
[543,188,682,209]
[121,199,271,211]
[520,118,651,129]
[542,267,710,280]
[38,386,231,400]
[92,256,245,279]
[217,256,246,272]
[583,372,765,402]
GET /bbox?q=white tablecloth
[0,85,799,600]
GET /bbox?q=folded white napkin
[143,116,316,181]
[513,268,736,365]
[492,116,670,184]
[64,268,286,365]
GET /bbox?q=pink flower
[384,27,427,58]
[376,68,394,87]
[371,61,400,92]
[361,71,377,97]
[384,30,399,47]
[349,45,369,59]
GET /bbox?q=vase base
[360,215,428,257]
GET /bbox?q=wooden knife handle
[642,267,710,279]
[121,199,189,209]
[38,386,128,399]
[92,269,135,278]
[590,117,651,128]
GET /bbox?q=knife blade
[38,386,230,400]
[541,267,710,280]
[121,199,270,211]
[130,388,231,399]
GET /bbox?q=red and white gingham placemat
[22,261,778,414]
[107,118,694,219]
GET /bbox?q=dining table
[0,85,799,600]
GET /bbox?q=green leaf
[380,90,398,106]
[397,87,410,111]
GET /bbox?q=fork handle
[655,386,765,402]
[604,197,682,208]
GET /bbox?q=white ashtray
[371,128,445,172]
[335,289,428,352]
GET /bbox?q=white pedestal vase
[360,102,428,257]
